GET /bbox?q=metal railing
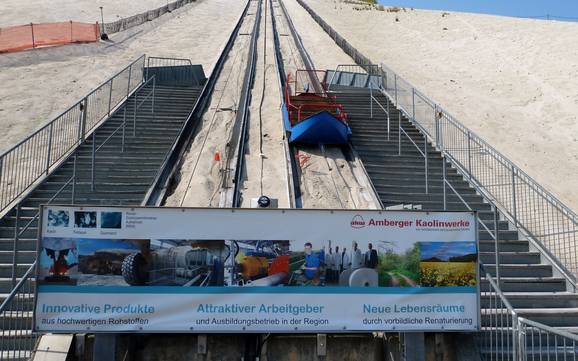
[0,163,78,360]
[147,56,192,68]
[0,55,146,218]
[369,85,390,140]
[0,58,162,359]
[298,0,578,285]
[482,273,520,361]
[379,60,578,286]
[326,64,381,91]
[398,123,429,195]
[481,272,578,360]
[517,317,578,360]
[101,0,196,35]
[299,0,578,279]
[0,262,37,361]
[90,76,156,191]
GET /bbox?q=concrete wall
[128,334,385,361]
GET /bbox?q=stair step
[482,264,552,278]
[479,252,540,264]
[481,292,578,308]
[480,277,566,293]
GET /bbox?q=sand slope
[301,0,578,212]
[0,0,245,154]
[0,0,178,26]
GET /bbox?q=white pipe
[246,272,288,286]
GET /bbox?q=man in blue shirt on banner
[303,242,320,280]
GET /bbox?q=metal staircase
[0,57,205,360]
[331,84,578,358]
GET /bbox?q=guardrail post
[382,69,387,91]
[143,56,147,84]
[387,110,390,141]
[107,78,114,116]
[494,205,500,283]
[11,204,20,288]
[412,88,416,122]
[45,123,54,175]
[467,131,472,179]
[126,64,133,99]
[394,74,398,105]
[369,86,373,119]
[122,120,126,153]
[511,166,518,227]
[398,113,401,156]
[91,132,96,192]
[31,23,36,49]
[79,98,87,142]
[512,315,520,361]
[122,65,132,153]
[151,78,156,121]
[72,155,77,204]
[442,152,447,210]
[133,90,138,137]
[424,137,429,194]
[434,104,439,146]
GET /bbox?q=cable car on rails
[282,69,351,145]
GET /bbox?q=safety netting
[102,0,196,34]
[0,21,99,53]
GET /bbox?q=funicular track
[270,0,380,210]
[0,0,260,359]
[292,0,578,359]
[154,0,262,209]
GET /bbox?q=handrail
[482,271,578,360]
[147,56,193,67]
[90,74,155,191]
[369,85,390,140]
[518,317,578,342]
[298,0,578,286]
[378,61,578,284]
[0,261,36,312]
[398,124,428,194]
[485,272,517,315]
[0,55,146,217]
[327,64,381,91]
[294,4,578,359]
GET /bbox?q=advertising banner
[35,206,479,333]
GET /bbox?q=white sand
[0,0,177,26]
[0,0,246,154]
[281,0,352,70]
[275,0,379,209]
[301,0,578,212]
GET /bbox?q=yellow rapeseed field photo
[420,262,477,287]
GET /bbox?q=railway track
[147,0,263,208]
[269,0,380,210]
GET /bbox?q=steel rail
[141,0,253,206]
[276,0,323,95]
[269,0,298,208]
[271,0,382,210]
[269,0,303,208]
[230,0,263,207]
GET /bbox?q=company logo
[350,214,366,228]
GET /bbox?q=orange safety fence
[0,21,100,53]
